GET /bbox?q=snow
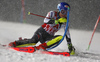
[0,21,100,62]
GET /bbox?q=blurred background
[0,0,100,31]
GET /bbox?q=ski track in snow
[0,21,100,62]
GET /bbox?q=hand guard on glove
[55,18,67,24]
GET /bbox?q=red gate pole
[87,15,100,50]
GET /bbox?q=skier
[9,2,75,55]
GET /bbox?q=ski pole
[87,15,100,50]
[28,12,50,19]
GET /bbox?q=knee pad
[46,36,63,47]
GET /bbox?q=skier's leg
[8,27,42,47]
[46,35,63,47]
[66,35,75,55]
[35,35,63,50]
[8,34,39,47]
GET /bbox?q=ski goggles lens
[60,10,67,15]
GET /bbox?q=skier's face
[61,10,67,15]
[59,10,67,18]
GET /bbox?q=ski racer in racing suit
[9,2,75,55]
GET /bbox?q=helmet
[57,2,70,12]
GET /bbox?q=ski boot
[8,41,17,47]
[35,43,47,50]
[8,37,28,47]
[68,44,75,55]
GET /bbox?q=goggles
[60,9,67,15]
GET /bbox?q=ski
[11,47,70,57]
[38,51,70,57]
[0,44,70,57]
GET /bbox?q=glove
[55,18,67,24]
[35,43,47,50]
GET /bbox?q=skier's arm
[44,11,55,24]
[44,11,67,24]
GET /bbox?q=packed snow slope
[0,21,100,62]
